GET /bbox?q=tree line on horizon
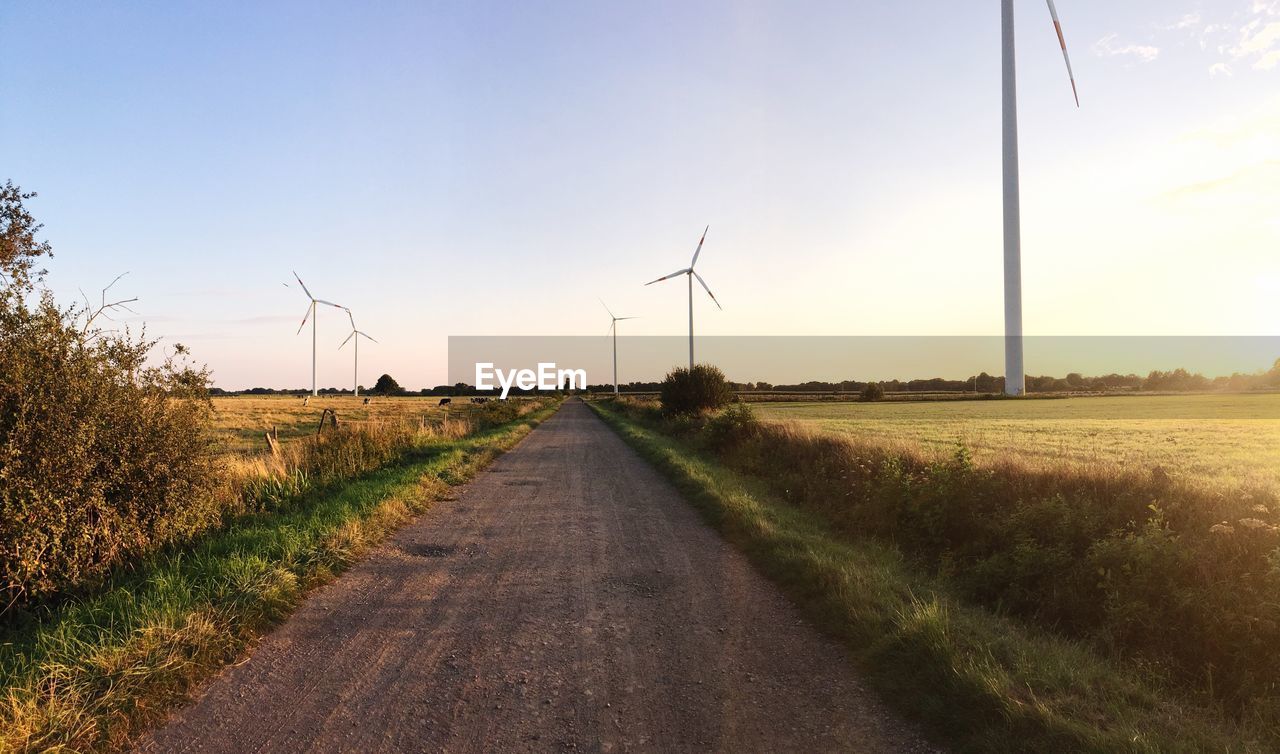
[211,360,1280,397]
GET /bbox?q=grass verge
[589,400,1267,753]
[0,401,560,752]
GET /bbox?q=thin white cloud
[1163,12,1202,31]
[1093,33,1161,62]
[1210,62,1234,76]
[1231,20,1280,67]
[1206,0,1280,71]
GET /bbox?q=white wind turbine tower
[600,300,638,396]
[339,309,378,397]
[288,272,346,397]
[644,226,721,371]
[1001,0,1080,396]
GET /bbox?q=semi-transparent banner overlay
[447,336,1280,417]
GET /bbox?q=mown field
[211,396,489,455]
[754,393,1280,493]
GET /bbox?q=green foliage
[860,382,885,402]
[371,373,403,396]
[0,181,53,294]
[659,364,733,415]
[704,403,760,451]
[0,185,221,606]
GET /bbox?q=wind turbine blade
[607,321,615,337]
[644,268,691,286]
[345,308,356,329]
[292,271,313,300]
[693,271,722,310]
[358,331,377,343]
[315,299,345,309]
[690,225,709,268]
[598,298,615,319]
[339,332,355,349]
[296,304,312,335]
[1046,0,1080,107]
[616,316,639,321]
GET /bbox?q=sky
[2,1,1278,389]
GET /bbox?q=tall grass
[596,398,1280,746]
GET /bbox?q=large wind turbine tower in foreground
[1002,0,1079,396]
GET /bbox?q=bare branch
[81,272,140,335]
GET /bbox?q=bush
[860,382,885,402]
[0,184,221,605]
[659,364,733,415]
[704,403,760,450]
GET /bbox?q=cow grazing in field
[438,398,451,406]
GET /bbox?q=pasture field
[753,393,1280,492]
[211,395,482,455]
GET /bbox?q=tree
[860,382,885,402]
[371,374,403,396]
[0,181,53,295]
[660,364,733,415]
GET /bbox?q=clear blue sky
[3,1,1277,388]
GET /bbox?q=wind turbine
[339,309,377,397]
[644,226,721,371]
[600,299,638,396]
[288,272,346,397]
[1001,0,1079,396]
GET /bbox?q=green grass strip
[0,402,560,752]
[590,401,1263,753]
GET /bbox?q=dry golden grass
[754,393,1280,494]
[211,395,484,456]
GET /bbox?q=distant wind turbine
[600,299,638,396]
[287,272,346,397]
[1001,0,1080,396]
[644,226,721,371]
[339,309,377,397]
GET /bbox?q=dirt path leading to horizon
[138,400,936,753]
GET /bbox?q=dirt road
[139,400,936,753]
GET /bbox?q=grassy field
[211,396,497,455]
[754,393,1280,492]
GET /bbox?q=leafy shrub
[860,382,885,402]
[704,403,760,451]
[659,364,733,415]
[0,184,221,605]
